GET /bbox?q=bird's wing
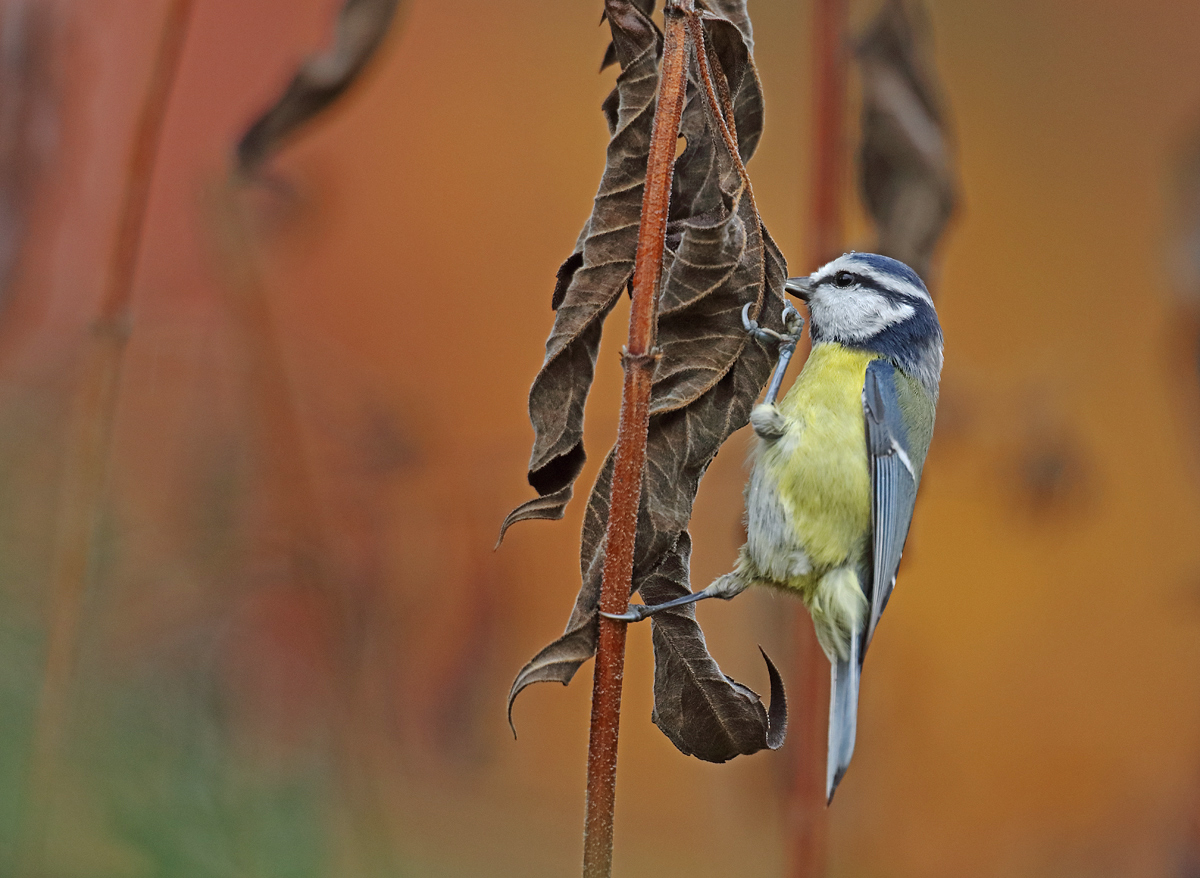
[861,359,920,660]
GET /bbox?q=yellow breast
[760,343,876,570]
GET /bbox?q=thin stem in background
[788,0,847,875]
[581,3,692,876]
[807,0,848,271]
[218,1,405,860]
[210,177,381,874]
[16,1,195,874]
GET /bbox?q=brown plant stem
[808,0,848,271]
[787,624,829,877]
[581,4,691,876]
[788,0,847,876]
[687,15,751,206]
[17,1,194,874]
[210,177,376,872]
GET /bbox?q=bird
[603,251,943,802]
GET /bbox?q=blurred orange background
[3,0,1200,875]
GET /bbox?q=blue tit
[605,252,943,802]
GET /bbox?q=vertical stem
[788,0,846,876]
[96,0,194,326]
[786,624,830,877]
[809,0,848,269]
[212,178,369,876]
[17,2,194,873]
[581,5,691,877]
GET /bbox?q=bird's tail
[826,632,861,803]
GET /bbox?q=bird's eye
[834,271,855,288]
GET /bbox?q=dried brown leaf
[505,0,788,761]
[496,484,575,550]
[236,0,401,175]
[644,535,785,760]
[856,0,956,279]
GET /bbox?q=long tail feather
[826,633,862,803]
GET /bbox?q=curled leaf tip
[235,0,402,176]
[496,483,575,549]
[506,616,598,728]
[759,646,787,750]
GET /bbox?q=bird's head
[785,252,943,398]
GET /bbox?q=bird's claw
[740,303,777,341]
[746,301,805,406]
[742,302,804,345]
[599,604,652,623]
[781,301,804,336]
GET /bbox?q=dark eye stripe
[833,274,924,304]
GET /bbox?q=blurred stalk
[209,4,405,869]
[786,0,847,875]
[17,1,194,873]
[211,191,331,623]
[808,0,848,270]
[582,3,690,875]
[209,177,372,875]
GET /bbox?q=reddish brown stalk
[788,0,847,876]
[17,2,194,874]
[581,4,691,876]
[686,14,770,328]
[786,624,829,877]
[808,0,848,270]
[687,16,751,205]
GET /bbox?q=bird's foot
[743,302,805,406]
[598,603,655,623]
[741,302,804,346]
[600,583,725,623]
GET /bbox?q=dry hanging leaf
[503,0,786,761]
[1170,127,1200,307]
[856,0,956,279]
[0,1,57,308]
[236,0,401,175]
[1165,126,1200,475]
[645,534,786,760]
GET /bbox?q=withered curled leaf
[504,0,788,760]
[856,0,957,279]
[644,535,786,760]
[236,0,401,175]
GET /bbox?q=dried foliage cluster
[501,0,788,761]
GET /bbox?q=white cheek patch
[811,289,915,340]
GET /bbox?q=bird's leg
[600,573,747,623]
[599,587,718,623]
[742,302,805,405]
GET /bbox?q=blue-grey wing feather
[861,359,919,660]
[829,361,919,803]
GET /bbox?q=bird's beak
[784,276,814,302]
